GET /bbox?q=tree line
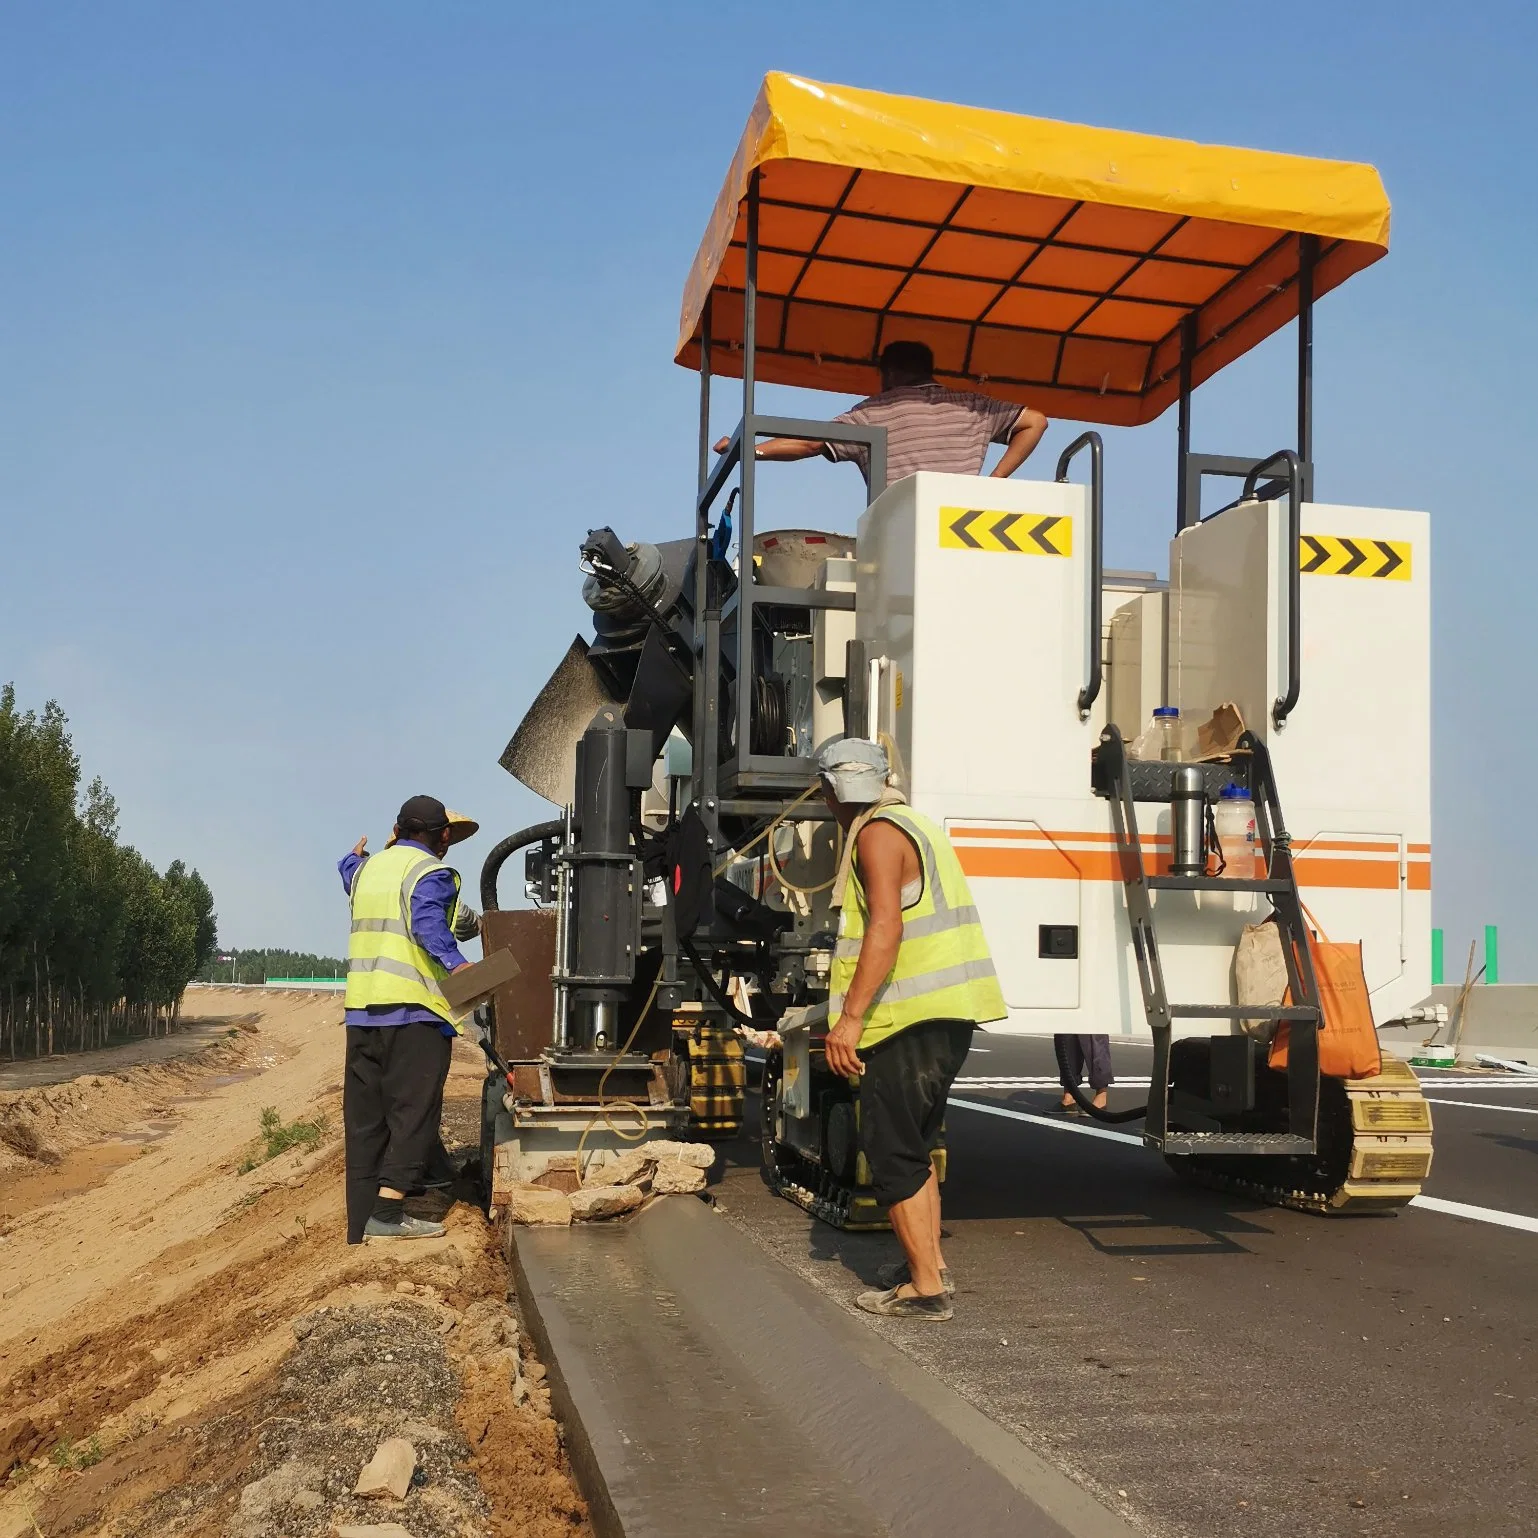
[0,685,218,1059]
[195,948,347,985]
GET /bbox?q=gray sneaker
[875,1259,956,1296]
[855,1284,953,1321]
[363,1214,446,1242]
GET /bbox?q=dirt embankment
[0,987,590,1538]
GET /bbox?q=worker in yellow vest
[339,795,479,1243]
[818,738,1005,1321]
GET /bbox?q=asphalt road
[717,1040,1538,1538]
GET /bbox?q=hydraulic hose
[480,819,565,912]
[1053,1035,1148,1124]
[680,938,761,1027]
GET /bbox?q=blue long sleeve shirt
[340,839,468,1032]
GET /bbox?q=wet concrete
[509,1193,1138,1538]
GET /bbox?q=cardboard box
[443,946,523,1013]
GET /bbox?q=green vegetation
[238,1105,329,1173]
[49,1436,104,1471]
[0,685,217,1059]
[195,947,346,985]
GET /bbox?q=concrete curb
[505,1194,1142,1538]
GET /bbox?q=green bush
[49,1435,103,1471]
[238,1106,329,1173]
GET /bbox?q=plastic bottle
[1151,706,1184,762]
[1213,784,1261,879]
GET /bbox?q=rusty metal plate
[481,908,557,1063]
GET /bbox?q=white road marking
[1409,1196,1538,1234]
[1414,1074,1537,1085]
[1424,1098,1538,1117]
[948,1097,1143,1145]
[956,1074,1538,1092]
[957,1077,1152,1089]
[950,1096,1538,1237]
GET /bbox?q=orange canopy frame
[676,75,1390,427]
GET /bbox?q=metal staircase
[1094,726,1324,1156]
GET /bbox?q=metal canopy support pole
[1175,314,1196,532]
[697,295,713,496]
[1297,234,1316,502]
[735,169,761,779]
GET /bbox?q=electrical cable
[579,555,692,682]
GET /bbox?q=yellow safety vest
[830,805,1006,1049]
[345,844,466,1030]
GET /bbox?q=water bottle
[1213,784,1261,879]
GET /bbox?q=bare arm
[989,408,1049,479]
[822,820,915,1078]
[713,434,827,463]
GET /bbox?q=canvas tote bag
[1267,906,1382,1081]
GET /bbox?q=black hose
[1053,1035,1148,1124]
[480,820,564,912]
[680,938,760,1026]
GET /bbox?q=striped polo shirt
[825,384,1024,486]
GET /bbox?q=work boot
[362,1214,446,1242]
[875,1259,956,1296]
[854,1285,953,1321]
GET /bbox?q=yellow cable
[573,972,661,1185]
[765,818,842,895]
[713,782,822,875]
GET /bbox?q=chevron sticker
[939,507,1072,556]
[1299,534,1412,581]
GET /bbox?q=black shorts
[858,1018,974,1206]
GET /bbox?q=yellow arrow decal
[1299,534,1411,580]
[940,507,1072,556]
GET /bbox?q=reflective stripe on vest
[829,804,1006,1049]
[344,844,465,1028]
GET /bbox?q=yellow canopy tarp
[677,74,1390,427]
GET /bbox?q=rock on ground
[569,1184,645,1220]
[650,1161,708,1194]
[582,1146,653,1187]
[336,1525,418,1538]
[641,1139,716,1171]
[237,1456,324,1519]
[507,1182,573,1226]
[355,1435,417,1499]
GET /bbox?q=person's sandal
[855,1285,953,1320]
[875,1259,956,1296]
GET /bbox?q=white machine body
[853,472,1431,1041]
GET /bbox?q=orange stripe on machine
[955,837,1428,891]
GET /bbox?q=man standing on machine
[816,739,1006,1320]
[717,339,1048,486]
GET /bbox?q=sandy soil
[0,986,590,1537]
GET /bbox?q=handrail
[1242,449,1303,728]
[1056,431,1104,719]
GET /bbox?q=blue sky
[2,2,1533,979]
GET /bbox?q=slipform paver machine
[479,74,1433,1222]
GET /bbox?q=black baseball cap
[397,795,449,833]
